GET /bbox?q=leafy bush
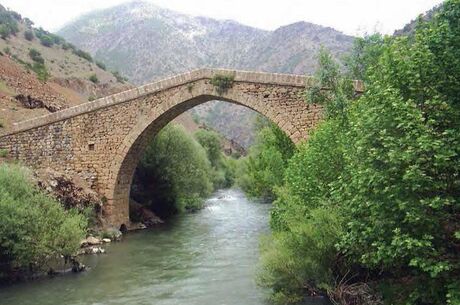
[30,62,49,82]
[0,149,7,157]
[238,122,295,200]
[0,9,19,39]
[28,48,44,64]
[131,124,213,217]
[39,35,53,47]
[0,163,87,280]
[95,61,106,70]
[73,49,92,62]
[112,70,128,83]
[89,74,98,84]
[210,74,234,95]
[195,129,237,188]
[24,30,34,41]
[258,207,343,304]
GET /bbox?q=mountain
[394,3,443,36]
[0,4,132,134]
[59,1,354,84]
[58,1,355,147]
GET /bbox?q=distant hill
[58,1,354,84]
[394,4,443,36]
[58,1,355,147]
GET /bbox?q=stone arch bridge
[0,68,363,227]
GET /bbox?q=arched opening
[105,89,302,227]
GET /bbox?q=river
[0,189,274,305]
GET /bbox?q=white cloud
[1,0,443,35]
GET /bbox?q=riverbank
[0,189,273,305]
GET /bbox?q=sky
[1,0,444,36]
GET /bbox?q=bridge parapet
[2,68,363,137]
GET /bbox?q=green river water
[0,188,328,305]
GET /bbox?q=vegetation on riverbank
[0,163,87,282]
[241,1,460,304]
[131,124,237,218]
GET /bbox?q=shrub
[112,70,128,83]
[89,74,98,84]
[0,163,87,279]
[0,10,19,39]
[73,49,92,62]
[24,30,34,41]
[0,149,7,157]
[39,35,53,47]
[30,62,49,82]
[210,74,234,95]
[28,48,44,64]
[95,61,106,70]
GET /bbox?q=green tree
[89,74,99,84]
[132,124,213,217]
[24,29,34,41]
[0,163,87,280]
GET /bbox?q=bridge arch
[0,69,364,227]
[106,84,310,226]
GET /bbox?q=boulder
[86,236,102,245]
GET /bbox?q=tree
[24,29,34,41]
[39,35,53,47]
[132,124,213,217]
[89,74,99,84]
[238,122,295,200]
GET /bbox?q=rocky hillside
[0,4,131,134]
[57,1,355,147]
[59,1,354,84]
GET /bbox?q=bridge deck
[1,68,363,137]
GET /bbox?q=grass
[0,80,15,96]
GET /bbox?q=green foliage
[0,9,19,39]
[112,70,128,83]
[238,122,295,200]
[0,163,87,279]
[95,61,106,70]
[344,33,385,82]
[39,35,53,47]
[260,1,460,304]
[89,74,99,84]
[29,62,49,82]
[0,149,7,157]
[24,29,34,41]
[34,28,64,47]
[195,129,237,188]
[210,74,234,95]
[73,49,93,62]
[305,48,355,120]
[28,48,44,64]
[258,207,343,304]
[132,124,213,217]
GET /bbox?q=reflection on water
[0,189,272,305]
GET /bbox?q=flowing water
[0,189,275,305]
